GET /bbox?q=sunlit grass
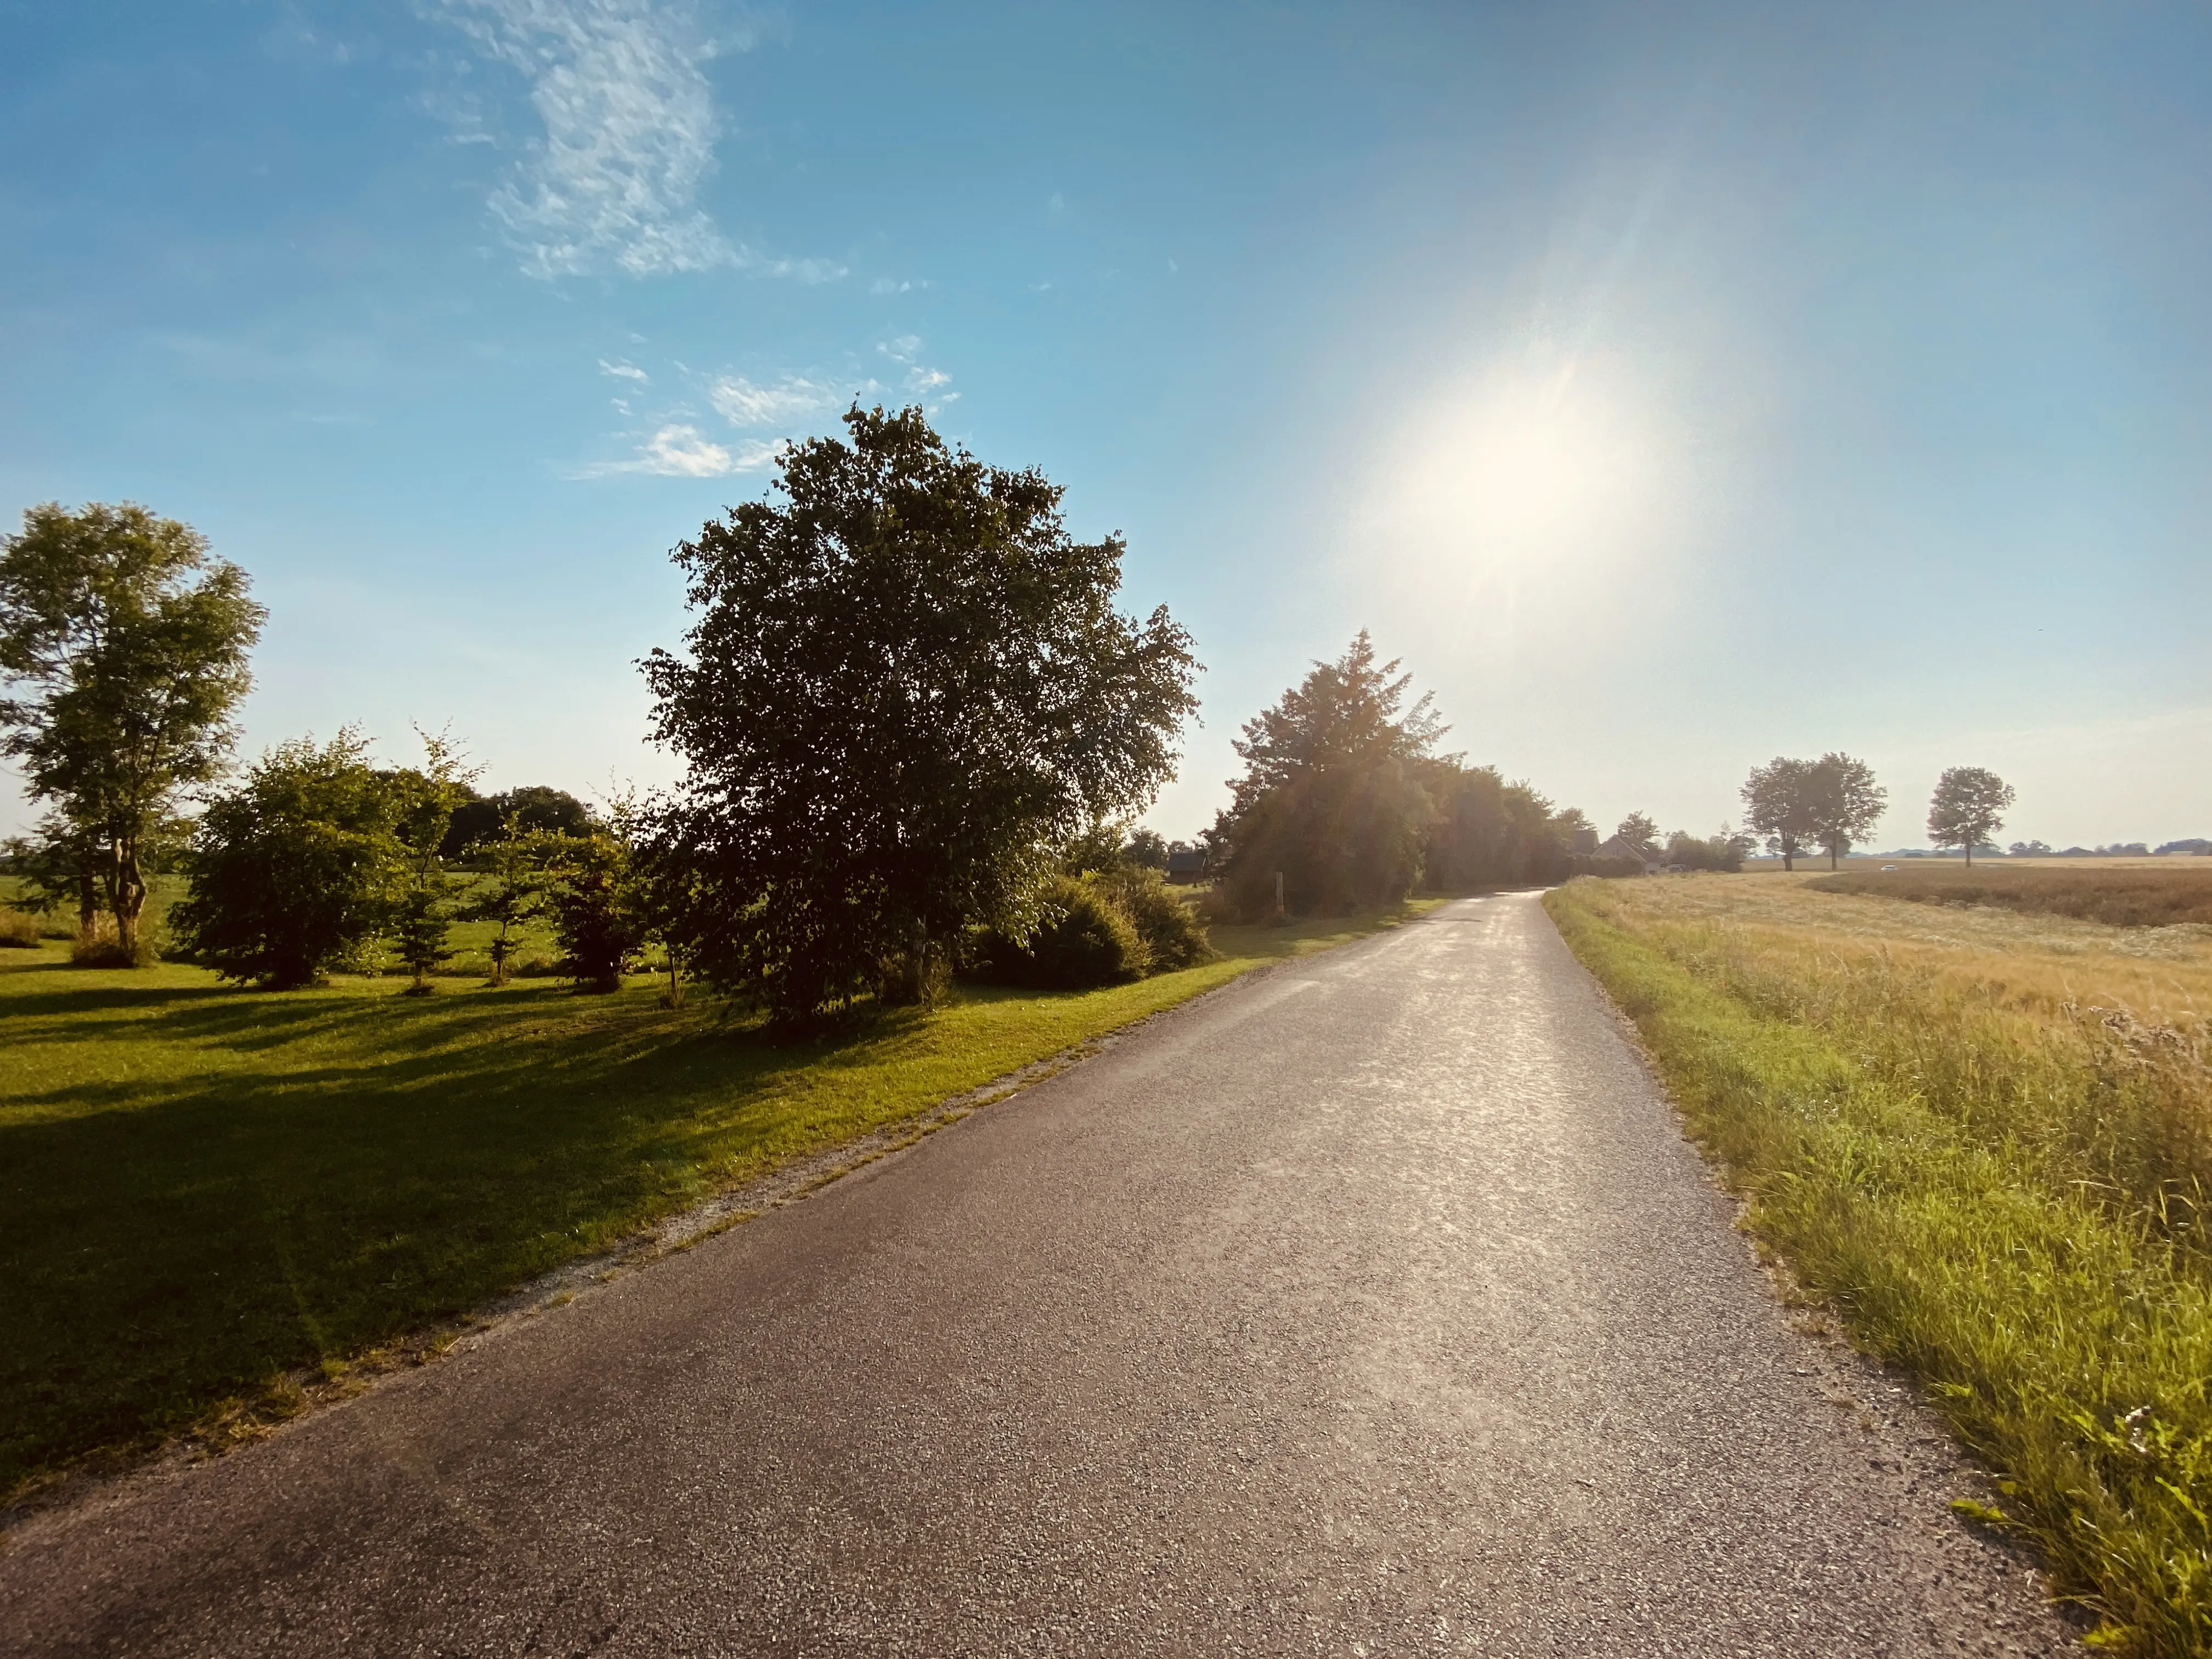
[1548,873,2212,1655]
[0,900,1436,1504]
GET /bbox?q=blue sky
[4,0,2209,849]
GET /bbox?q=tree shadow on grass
[0,986,947,1496]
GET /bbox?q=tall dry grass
[1549,873,2212,1655]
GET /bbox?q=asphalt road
[0,893,2079,1656]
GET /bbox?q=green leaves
[643,405,1198,1025]
[171,730,411,989]
[0,501,265,955]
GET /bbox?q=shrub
[1099,866,1214,972]
[979,874,1149,989]
[71,916,153,968]
[546,832,646,994]
[170,731,409,989]
[0,909,43,948]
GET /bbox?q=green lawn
[0,902,1434,1502]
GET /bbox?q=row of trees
[165,729,651,992]
[1196,632,1599,919]
[1737,754,2014,869]
[2,410,1206,1023]
[2,409,2038,1025]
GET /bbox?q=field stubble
[1549,872,2212,1654]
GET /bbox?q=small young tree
[1805,752,1887,870]
[545,830,647,994]
[455,814,555,986]
[1928,766,2014,867]
[389,730,478,995]
[0,503,265,960]
[170,730,408,988]
[1741,757,1820,871]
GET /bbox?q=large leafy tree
[1210,631,1445,917]
[641,405,1199,1025]
[1740,756,1820,871]
[170,730,413,989]
[1805,751,1887,869]
[0,503,264,958]
[1927,765,2014,866]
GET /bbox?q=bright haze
[4,2,2208,850]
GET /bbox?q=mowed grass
[1811,862,2212,929]
[0,901,1435,1504]
[1548,872,2212,1655]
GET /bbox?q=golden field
[1549,871,2212,1655]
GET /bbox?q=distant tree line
[8,415,2166,1015]
[0,505,658,989]
[1192,633,1602,921]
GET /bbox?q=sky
[3,0,2209,851]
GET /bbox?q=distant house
[1165,847,1208,885]
[1595,834,1663,874]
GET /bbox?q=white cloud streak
[575,423,782,478]
[877,336,957,409]
[431,0,844,283]
[708,373,842,427]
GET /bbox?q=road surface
[0,893,2077,1655]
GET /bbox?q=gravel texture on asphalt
[0,893,2081,1655]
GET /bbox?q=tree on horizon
[1928,766,2015,867]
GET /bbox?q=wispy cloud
[430,0,845,283]
[575,423,782,478]
[599,357,649,381]
[878,336,958,410]
[708,373,842,427]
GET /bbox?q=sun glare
[1374,349,1672,583]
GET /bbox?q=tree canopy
[0,502,263,955]
[170,730,410,988]
[1208,632,1447,917]
[1420,764,1589,891]
[641,404,1198,1024]
[441,784,593,860]
[1741,757,1821,871]
[1928,766,2014,866]
[1806,752,1887,870]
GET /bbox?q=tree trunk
[112,836,147,960]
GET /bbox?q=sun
[1376,347,1671,578]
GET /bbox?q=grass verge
[1546,877,2211,1655]
[0,901,1435,1507]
